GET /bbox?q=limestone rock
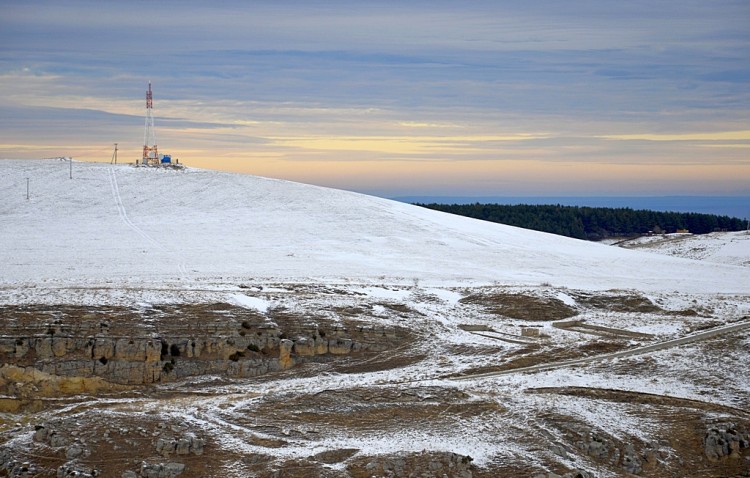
[621,444,642,475]
[704,425,750,460]
[156,434,205,457]
[93,339,115,360]
[65,443,85,460]
[14,339,30,358]
[0,338,16,354]
[278,339,295,369]
[292,337,315,356]
[328,338,353,355]
[57,463,99,477]
[349,451,473,478]
[536,472,594,478]
[33,424,68,448]
[0,304,407,389]
[140,462,185,478]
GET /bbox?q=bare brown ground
[449,340,626,377]
[459,292,578,321]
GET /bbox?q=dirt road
[451,317,750,381]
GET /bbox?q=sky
[1,0,749,197]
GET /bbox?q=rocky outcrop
[704,424,750,461]
[348,451,474,478]
[56,463,99,477]
[0,447,38,477]
[0,364,123,405]
[139,462,185,478]
[0,304,408,393]
[34,424,69,447]
[155,434,205,457]
[565,425,660,475]
[533,472,594,478]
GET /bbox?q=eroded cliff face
[0,303,408,398]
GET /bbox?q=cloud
[1,1,749,195]
[267,133,549,156]
[598,130,750,142]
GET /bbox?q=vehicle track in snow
[451,317,750,381]
[108,166,155,245]
[108,166,190,280]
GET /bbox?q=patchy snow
[352,286,412,302]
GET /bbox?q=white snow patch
[372,304,387,315]
[555,291,577,306]
[227,293,269,312]
[426,288,464,305]
[627,321,684,336]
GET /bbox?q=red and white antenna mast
[142,81,158,165]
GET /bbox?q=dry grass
[460,292,577,321]
[572,292,663,313]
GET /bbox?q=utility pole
[111,143,118,164]
[26,178,29,200]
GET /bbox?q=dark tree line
[416,203,747,241]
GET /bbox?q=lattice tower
[142,82,158,165]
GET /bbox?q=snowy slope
[617,231,750,267]
[2,159,749,295]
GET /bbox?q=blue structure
[160,154,172,164]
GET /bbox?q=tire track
[108,167,158,247]
[108,166,190,280]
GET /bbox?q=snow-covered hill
[1,159,749,297]
[3,159,750,477]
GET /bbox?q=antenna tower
[142,82,158,165]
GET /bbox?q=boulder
[704,425,749,460]
[156,434,204,457]
[278,339,295,369]
[140,462,185,478]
